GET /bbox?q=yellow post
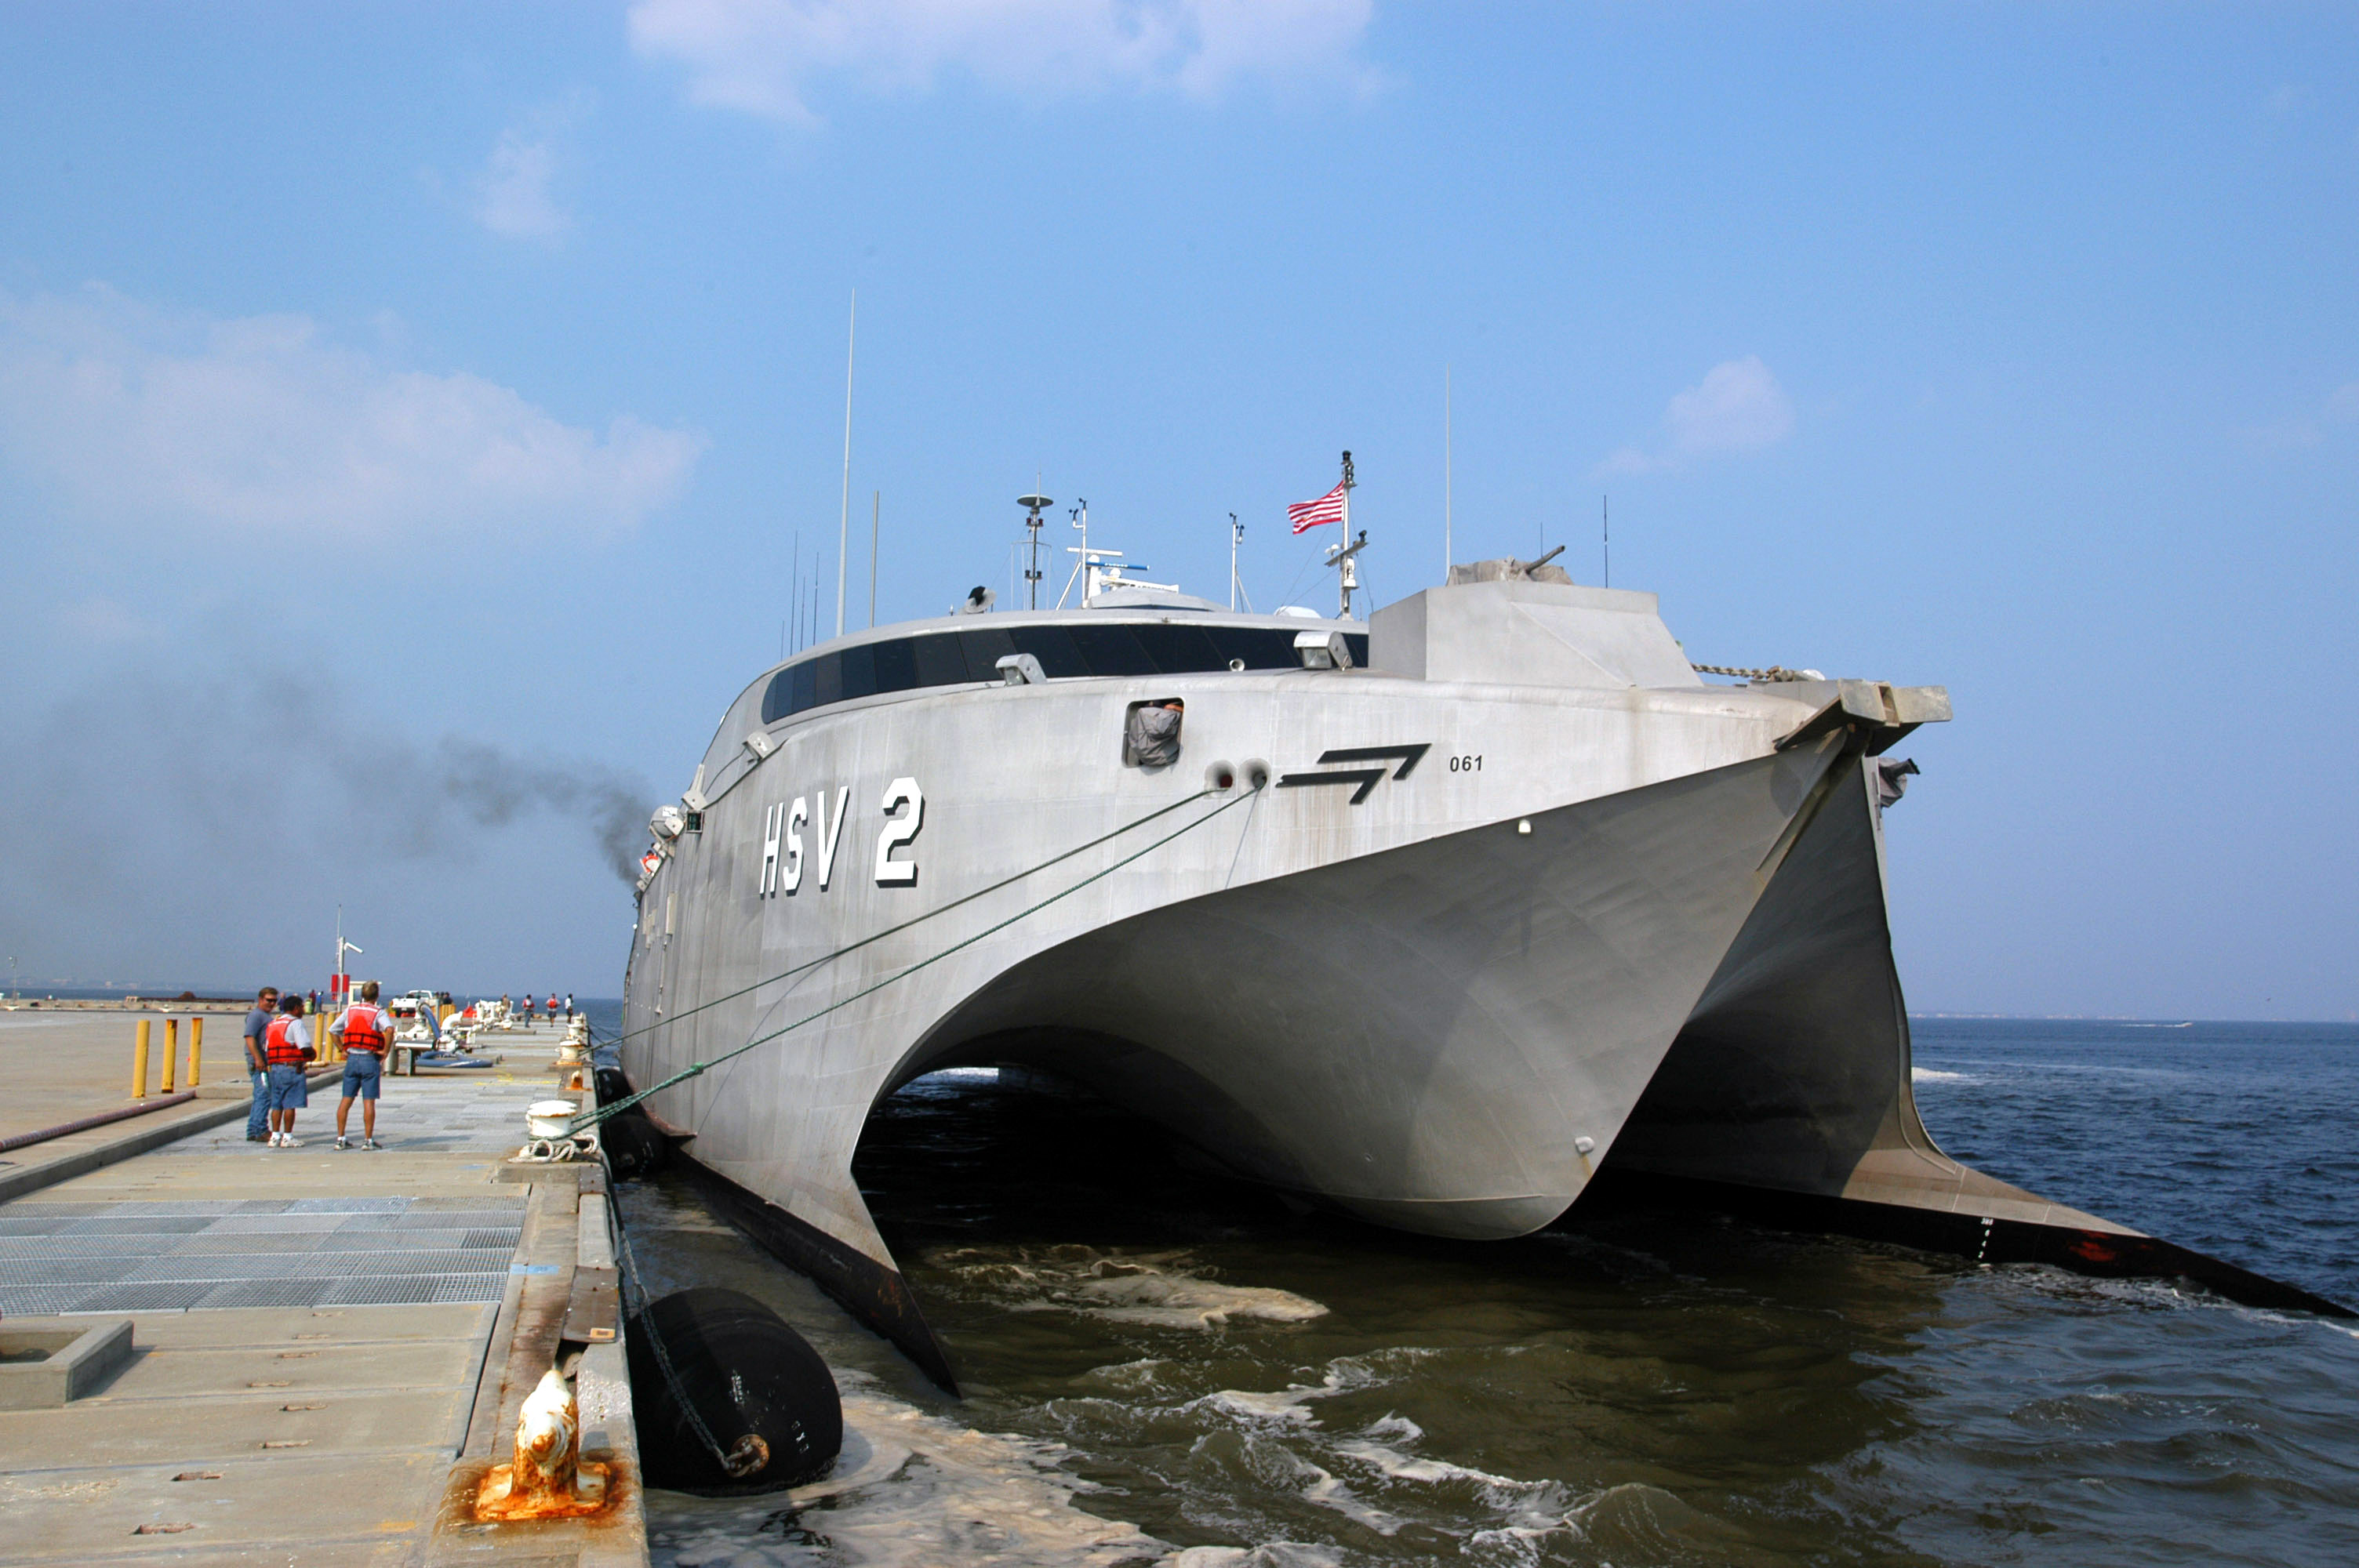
[162,1018,177,1093]
[190,1016,204,1086]
[132,1018,151,1098]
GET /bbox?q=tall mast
[869,491,880,627]
[1236,514,1255,612]
[1444,365,1452,581]
[1017,488,1053,608]
[836,290,856,640]
[1324,450,1365,619]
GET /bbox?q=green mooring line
[574,786,1254,1136]
[606,787,1221,1054]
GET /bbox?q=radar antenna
[1017,491,1053,609]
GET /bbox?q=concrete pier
[0,1014,647,1566]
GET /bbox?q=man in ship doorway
[242,985,280,1142]
[262,994,314,1148]
[329,980,392,1150]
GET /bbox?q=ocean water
[619,1018,2359,1567]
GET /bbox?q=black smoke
[425,739,649,883]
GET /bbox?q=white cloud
[2237,379,2359,454]
[0,285,705,545]
[627,0,1376,122]
[1597,355,1797,476]
[2264,83,2313,119]
[476,127,569,241]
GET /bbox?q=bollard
[474,1365,611,1520]
[131,1019,151,1099]
[161,1019,177,1093]
[189,1017,203,1086]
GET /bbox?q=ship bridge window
[759,624,1370,724]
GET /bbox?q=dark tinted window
[912,633,969,688]
[957,626,1016,675]
[838,641,877,702]
[758,619,1345,724]
[1205,626,1302,670]
[1345,633,1369,667]
[1132,623,1224,673]
[1009,624,1085,677]
[1062,622,1161,677]
[872,637,918,694]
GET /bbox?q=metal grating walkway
[0,1195,525,1316]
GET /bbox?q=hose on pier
[572,786,1255,1139]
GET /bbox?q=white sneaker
[279,1135,303,1149]
[333,1136,351,1150]
[267,1132,282,1147]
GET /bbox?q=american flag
[1288,481,1348,534]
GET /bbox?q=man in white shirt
[261,995,315,1149]
[329,980,394,1150]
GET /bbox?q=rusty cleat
[473,1367,611,1522]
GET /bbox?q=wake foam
[930,1245,1329,1329]
[651,1376,1156,1568]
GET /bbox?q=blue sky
[2,2,2354,1015]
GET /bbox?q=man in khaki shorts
[329,980,393,1150]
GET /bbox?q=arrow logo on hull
[1275,744,1432,804]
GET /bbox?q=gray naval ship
[619,495,2344,1388]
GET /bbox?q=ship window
[1067,622,1158,677]
[758,619,1368,724]
[871,637,919,694]
[1204,626,1299,670]
[957,626,1018,677]
[911,633,969,688]
[838,641,878,702]
[1009,624,1085,678]
[1131,623,1224,673]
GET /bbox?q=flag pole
[1332,449,1361,619]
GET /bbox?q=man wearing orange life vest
[261,994,315,1149]
[329,979,393,1150]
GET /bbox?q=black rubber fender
[626,1287,842,1494]
[600,1105,671,1180]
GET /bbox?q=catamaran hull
[621,585,2346,1390]
[619,651,1903,1383]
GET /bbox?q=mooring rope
[569,786,1255,1138]
[606,787,1224,1054]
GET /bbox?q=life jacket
[341,1004,387,1053]
[264,1015,307,1067]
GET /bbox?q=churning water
[616,1020,2359,1566]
